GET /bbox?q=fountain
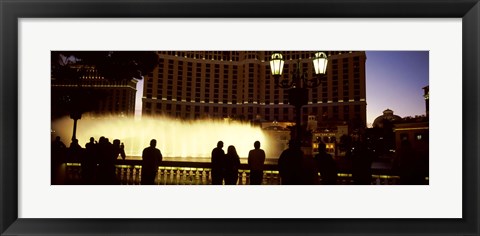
[51,115,285,160]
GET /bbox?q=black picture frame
[1,0,479,235]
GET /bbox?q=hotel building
[142,51,366,128]
[51,66,138,118]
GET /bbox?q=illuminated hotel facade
[142,51,367,128]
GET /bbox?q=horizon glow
[365,51,429,126]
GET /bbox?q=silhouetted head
[318,142,326,153]
[217,141,224,149]
[401,139,411,147]
[55,136,61,142]
[150,139,157,148]
[288,139,300,149]
[227,145,237,155]
[89,137,94,143]
[99,136,106,144]
[352,133,365,144]
[113,139,120,146]
[254,141,260,149]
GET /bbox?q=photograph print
[51,50,429,186]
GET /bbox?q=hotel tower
[142,51,366,129]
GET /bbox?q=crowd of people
[277,139,336,185]
[51,134,427,185]
[392,139,429,185]
[50,136,363,185]
[210,141,266,185]
[51,136,126,184]
[51,136,166,185]
[208,137,375,185]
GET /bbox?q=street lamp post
[70,111,82,141]
[269,52,328,145]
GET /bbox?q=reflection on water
[52,115,283,159]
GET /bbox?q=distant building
[51,66,138,118]
[312,128,337,155]
[262,121,291,158]
[312,124,349,156]
[372,109,402,128]
[423,85,429,117]
[142,51,367,128]
[367,108,429,156]
[394,121,429,150]
[307,115,318,131]
[367,109,403,155]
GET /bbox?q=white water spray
[51,115,284,159]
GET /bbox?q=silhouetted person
[248,141,266,185]
[97,136,117,184]
[141,139,163,185]
[68,138,83,160]
[211,141,226,185]
[52,136,66,149]
[349,135,373,185]
[65,138,85,184]
[300,155,319,185]
[278,140,304,185]
[416,144,429,184]
[225,145,241,185]
[394,139,427,185]
[314,142,337,184]
[113,139,126,161]
[51,136,66,184]
[83,137,98,184]
[52,136,66,162]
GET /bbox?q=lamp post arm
[303,76,323,88]
[274,75,295,89]
[274,61,303,89]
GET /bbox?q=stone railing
[64,159,403,185]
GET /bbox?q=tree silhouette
[51,51,158,139]
[52,51,158,82]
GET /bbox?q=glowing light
[52,115,282,159]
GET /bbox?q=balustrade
[63,160,404,185]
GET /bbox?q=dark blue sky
[365,51,429,126]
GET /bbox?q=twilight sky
[365,51,429,126]
[135,51,430,126]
